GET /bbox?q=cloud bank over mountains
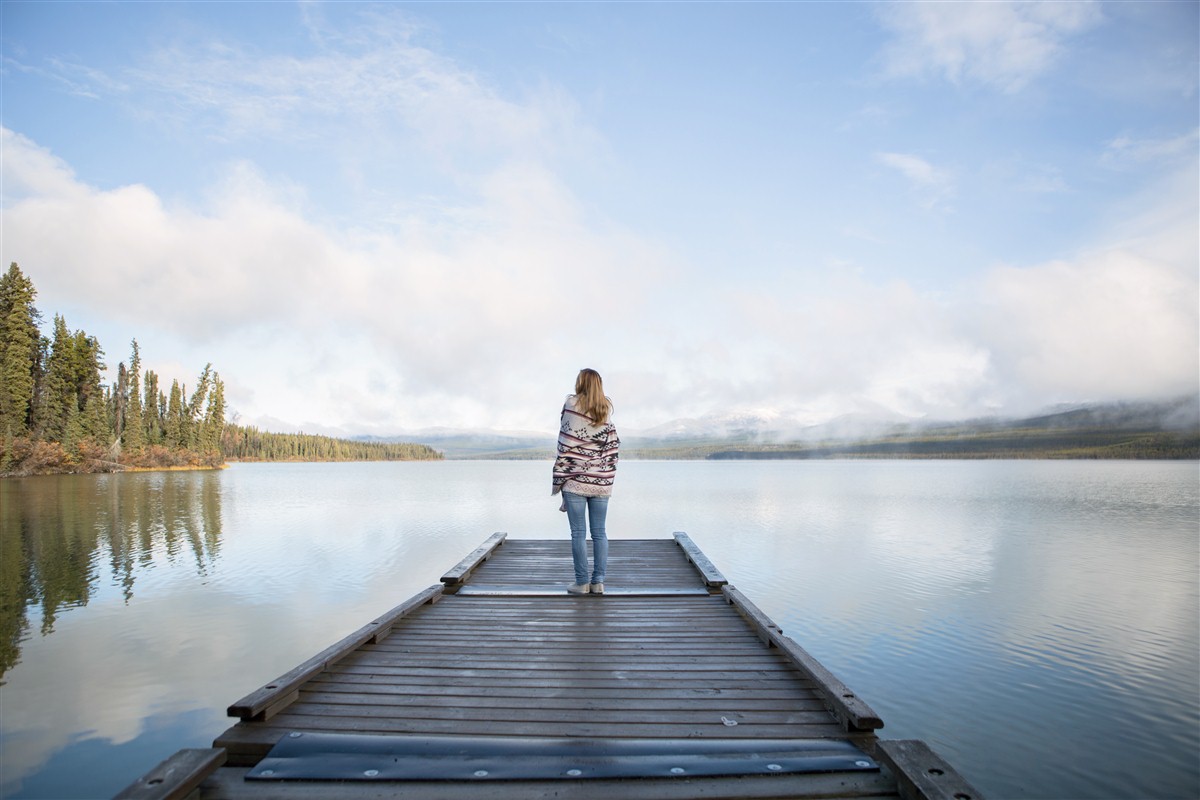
[1,2,1195,433]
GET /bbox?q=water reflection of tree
[0,471,223,681]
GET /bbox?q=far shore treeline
[0,264,440,477]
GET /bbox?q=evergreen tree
[35,315,75,444]
[112,362,128,457]
[143,370,163,445]
[82,389,111,444]
[72,332,104,413]
[0,263,41,439]
[29,330,49,437]
[202,373,225,453]
[185,365,211,450]
[69,333,110,446]
[122,341,145,452]
[164,380,184,448]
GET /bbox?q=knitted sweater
[551,394,620,498]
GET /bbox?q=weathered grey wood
[306,677,820,700]
[721,584,782,643]
[297,689,828,711]
[227,585,443,720]
[440,531,506,585]
[673,531,729,587]
[316,669,811,690]
[199,764,901,799]
[875,740,982,800]
[723,586,883,732]
[462,539,710,591]
[191,536,981,799]
[275,700,836,726]
[114,748,226,800]
[216,717,851,754]
[343,651,788,669]
[368,634,767,648]
[368,635,768,651]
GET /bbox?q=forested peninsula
[0,264,439,477]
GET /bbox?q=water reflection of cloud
[3,460,1196,799]
[2,463,519,796]
[1,555,447,797]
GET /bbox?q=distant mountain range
[359,396,1200,460]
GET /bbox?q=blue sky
[2,1,1197,434]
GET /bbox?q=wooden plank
[380,623,757,635]
[199,764,901,799]
[369,633,768,647]
[217,715,849,744]
[673,532,729,587]
[365,642,771,656]
[723,586,883,732]
[114,748,226,800]
[369,629,768,645]
[440,532,507,585]
[391,611,750,625]
[392,610,749,623]
[277,701,837,726]
[406,595,739,610]
[875,740,983,800]
[463,539,711,591]
[395,606,752,622]
[305,677,821,700]
[297,689,828,711]
[319,666,809,686]
[308,666,805,684]
[227,585,443,721]
[345,650,789,669]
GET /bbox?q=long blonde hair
[574,368,612,425]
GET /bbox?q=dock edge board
[672,531,729,588]
[112,748,226,800]
[441,531,508,588]
[876,739,984,800]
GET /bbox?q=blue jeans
[563,492,608,585]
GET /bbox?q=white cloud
[876,0,1104,92]
[0,53,129,100]
[0,126,672,431]
[1103,129,1200,168]
[649,273,999,424]
[2,0,1194,433]
[976,152,1199,408]
[876,151,955,209]
[122,8,593,176]
[981,250,1197,403]
[4,123,1195,431]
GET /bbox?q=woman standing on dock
[552,368,620,595]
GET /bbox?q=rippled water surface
[1,460,1197,799]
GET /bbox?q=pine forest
[0,263,440,477]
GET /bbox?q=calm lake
[1,460,1197,799]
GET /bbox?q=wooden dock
[118,534,982,799]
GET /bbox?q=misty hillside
[363,396,1199,460]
